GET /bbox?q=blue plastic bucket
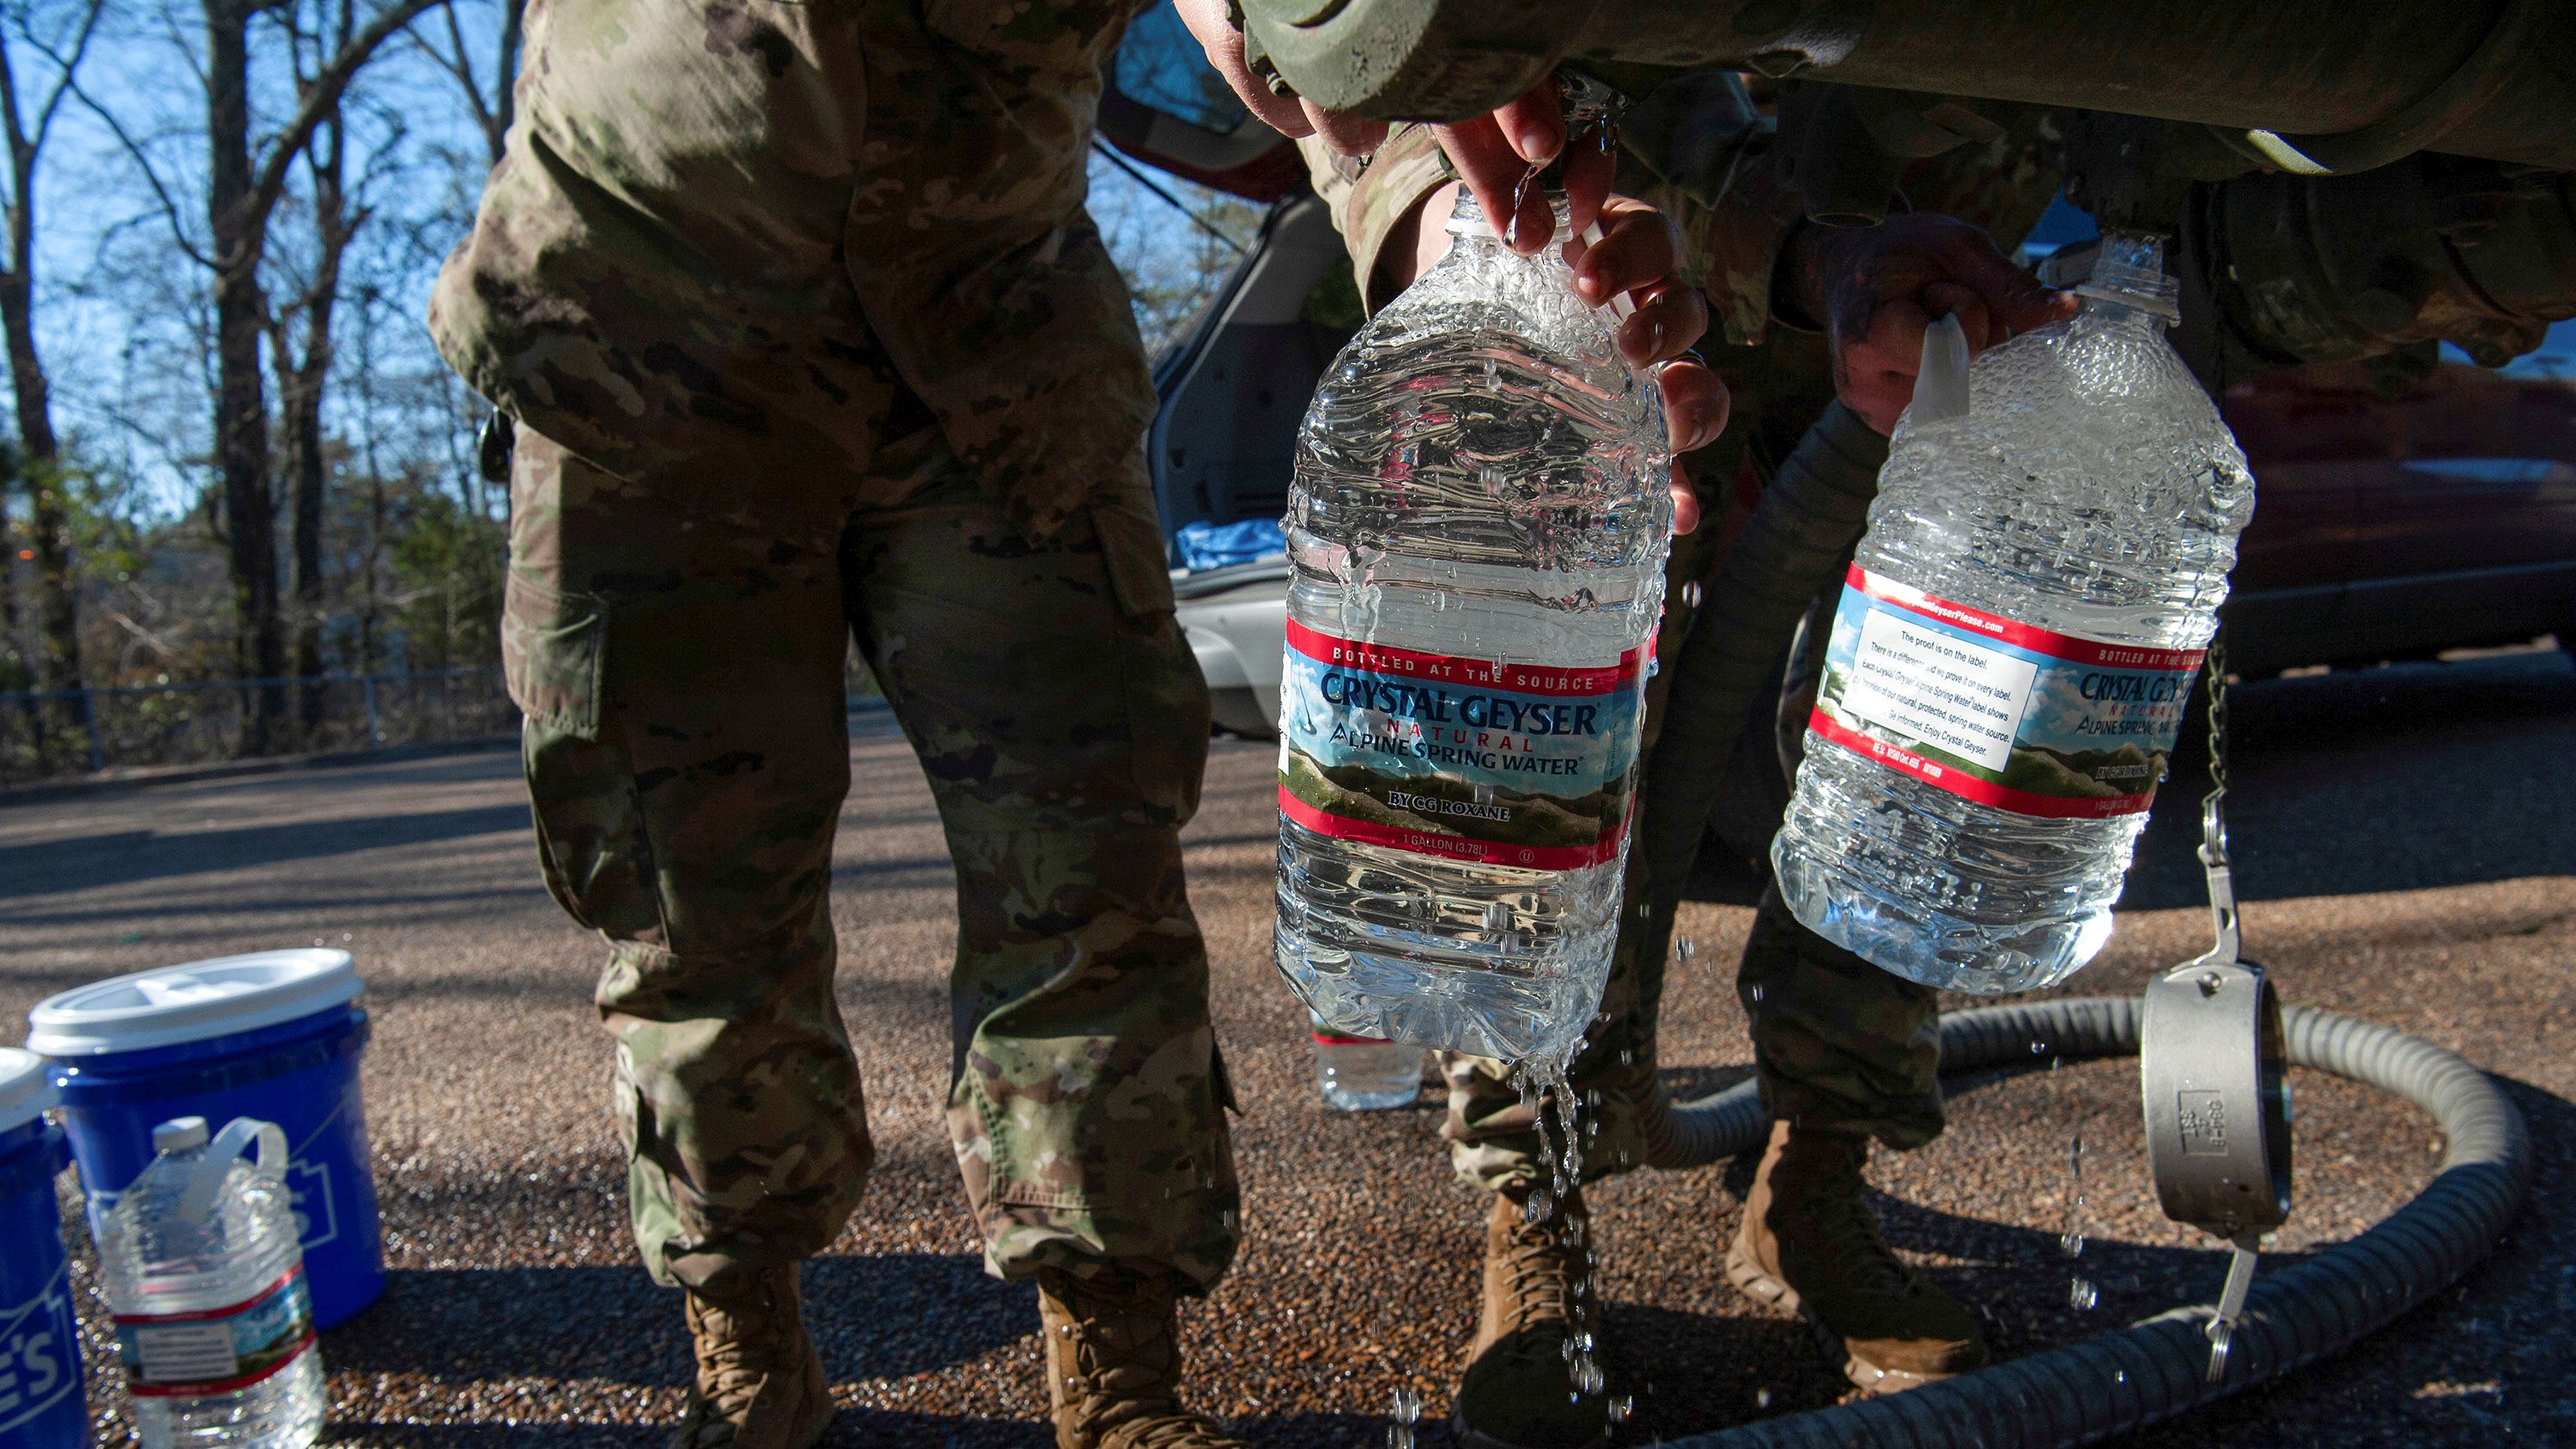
[30,950,385,1330]
[0,1048,84,1449]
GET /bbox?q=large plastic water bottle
[1772,230,2256,993]
[1274,189,1671,1065]
[1309,1009,1423,1111]
[96,1117,325,1447]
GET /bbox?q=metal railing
[0,668,517,786]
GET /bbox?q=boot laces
[1057,1279,1186,1434]
[685,1287,802,1427]
[1804,1148,1918,1298]
[1497,1209,1581,1332]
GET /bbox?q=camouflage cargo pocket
[502,570,607,740]
[1090,497,1209,821]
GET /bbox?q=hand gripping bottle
[1273,179,1671,1065]
[98,1117,325,1447]
[1772,230,2256,993]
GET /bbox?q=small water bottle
[1309,1011,1423,1111]
[97,1117,326,1447]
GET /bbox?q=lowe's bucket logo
[90,1155,338,1252]
[0,1279,78,1432]
[289,1157,338,1251]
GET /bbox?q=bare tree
[270,0,414,737]
[417,0,519,165]
[80,0,441,749]
[0,0,106,752]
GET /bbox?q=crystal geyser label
[1278,619,1646,868]
[1810,565,2204,818]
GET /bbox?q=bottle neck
[1445,190,1575,252]
[2075,228,2182,326]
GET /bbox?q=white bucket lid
[27,948,361,1056]
[0,1048,53,1135]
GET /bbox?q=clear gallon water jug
[1773,231,2256,993]
[1274,192,1670,1064]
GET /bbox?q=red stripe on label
[125,1332,314,1398]
[1809,711,2158,819]
[1845,565,2208,673]
[1312,1032,1393,1046]
[1286,618,1644,697]
[112,1267,302,1326]
[1280,785,1625,868]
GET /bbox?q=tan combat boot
[1726,1120,1988,1394]
[1038,1265,1246,1449]
[1450,1189,1609,1449]
[670,1263,834,1448]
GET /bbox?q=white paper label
[1838,607,2038,772]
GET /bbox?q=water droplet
[2030,1040,2048,1056]
[2204,1317,2233,1382]
[2114,1370,2127,1385]
[1391,1385,1421,1425]
[1525,1188,1555,1223]
[1749,983,1765,1002]
[1756,1387,1774,1409]
[1681,579,1704,609]
[2069,1276,2099,1312]
[1675,935,1696,961]
[2059,1231,2085,1259]
[1607,1392,1634,1424]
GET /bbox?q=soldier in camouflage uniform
[1294,73,2070,1446]
[429,3,1248,1445]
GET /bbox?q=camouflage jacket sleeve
[1622,76,2065,349]
[1891,105,2068,265]
[1297,125,1455,316]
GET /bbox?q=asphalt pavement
[3,648,2571,1446]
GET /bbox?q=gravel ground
[3,648,2570,1446]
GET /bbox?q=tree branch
[29,0,109,156]
[63,79,216,270]
[245,0,445,236]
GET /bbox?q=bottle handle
[1577,222,1637,323]
[1911,313,1971,423]
[175,1117,288,1227]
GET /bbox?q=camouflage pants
[503,427,1237,1297]
[1443,468,1942,1195]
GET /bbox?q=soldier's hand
[1791,213,2077,434]
[1177,0,1604,254]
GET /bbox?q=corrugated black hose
[1653,998,2532,1447]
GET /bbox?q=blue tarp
[1175,518,1287,572]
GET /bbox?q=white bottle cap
[153,1116,210,1152]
